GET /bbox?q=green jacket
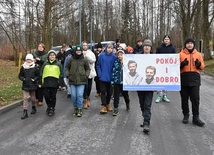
[65,56,90,85]
[32,50,48,70]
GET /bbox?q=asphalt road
[0,73,214,155]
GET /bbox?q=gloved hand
[180,58,189,69]
[195,59,201,68]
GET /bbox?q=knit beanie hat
[96,42,102,49]
[184,38,195,46]
[127,46,134,53]
[117,50,125,54]
[116,39,121,44]
[75,45,83,51]
[143,39,152,47]
[48,50,56,56]
[25,53,34,60]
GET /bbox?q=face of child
[143,46,151,54]
[117,53,123,60]
[186,42,194,50]
[76,50,82,55]
[26,59,33,63]
[107,45,113,54]
[49,53,56,60]
[82,43,88,51]
[164,37,170,45]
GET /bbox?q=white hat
[25,54,34,60]
[119,43,127,50]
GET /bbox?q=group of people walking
[18,35,205,133]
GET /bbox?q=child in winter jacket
[39,50,63,116]
[111,50,130,116]
[19,54,39,119]
[65,45,90,117]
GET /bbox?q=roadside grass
[204,58,214,74]
[0,60,22,107]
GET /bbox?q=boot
[21,109,28,119]
[77,108,83,117]
[143,122,150,133]
[87,96,90,107]
[83,99,88,109]
[38,102,43,106]
[182,114,189,124]
[100,106,107,114]
[126,103,130,111]
[72,107,78,116]
[30,106,37,115]
[48,107,55,116]
[95,93,100,97]
[106,104,113,112]
[192,116,205,127]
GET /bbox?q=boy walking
[111,50,130,116]
[97,43,116,114]
[39,50,63,116]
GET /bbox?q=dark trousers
[43,87,58,108]
[36,87,43,102]
[180,86,200,116]
[94,77,100,94]
[100,81,111,106]
[137,91,153,123]
[83,78,93,99]
[113,84,130,108]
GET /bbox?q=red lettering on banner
[156,76,179,83]
[156,58,178,64]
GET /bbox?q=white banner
[123,54,180,91]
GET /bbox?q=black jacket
[19,65,39,91]
[156,43,176,54]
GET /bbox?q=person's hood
[104,43,114,54]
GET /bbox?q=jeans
[70,84,85,109]
[137,91,153,123]
[157,90,167,97]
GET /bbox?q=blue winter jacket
[97,43,116,82]
[111,58,123,85]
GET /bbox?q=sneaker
[182,114,189,124]
[76,108,82,117]
[143,122,150,133]
[126,103,130,112]
[155,97,162,103]
[112,108,119,116]
[162,96,170,103]
[48,107,55,116]
[72,107,78,116]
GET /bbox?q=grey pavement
[0,73,214,155]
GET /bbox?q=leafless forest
[0,0,214,60]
